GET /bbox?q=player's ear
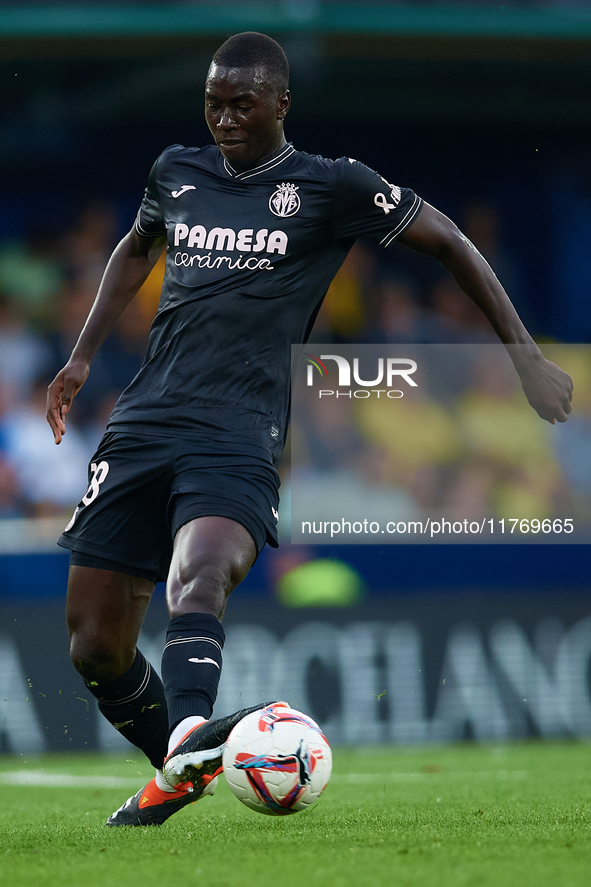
[277,90,291,120]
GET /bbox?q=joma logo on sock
[188,657,220,668]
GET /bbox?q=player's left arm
[397,202,573,424]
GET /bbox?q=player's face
[205,65,290,170]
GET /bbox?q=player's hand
[46,360,90,444]
[516,355,573,424]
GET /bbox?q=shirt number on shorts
[82,461,110,505]
[64,460,110,532]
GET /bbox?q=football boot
[106,774,217,827]
[163,701,285,790]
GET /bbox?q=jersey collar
[221,143,295,181]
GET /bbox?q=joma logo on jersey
[269,183,300,218]
[174,224,288,255]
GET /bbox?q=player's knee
[167,557,233,619]
[69,630,133,684]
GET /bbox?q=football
[222,702,332,815]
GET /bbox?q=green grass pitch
[1,742,590,887]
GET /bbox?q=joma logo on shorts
[174,224,288,256]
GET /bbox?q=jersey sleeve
[332,158,423,248]
[134,154,167,238]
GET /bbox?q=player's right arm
[46,228,166,444]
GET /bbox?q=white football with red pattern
[222,703,332,815]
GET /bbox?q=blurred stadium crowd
[0,195,589,528]
[0,201,156,518]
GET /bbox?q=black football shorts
[58,429,280,583]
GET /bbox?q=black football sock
[161,613,225,731]
[85,649,169,770]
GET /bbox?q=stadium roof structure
[2,3,590,186]
[1,4,591,41]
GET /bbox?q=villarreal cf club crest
[269,182,300,218]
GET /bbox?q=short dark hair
[211,32,289,91]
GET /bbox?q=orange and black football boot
[106,774,216,827]
[163,701,282,790]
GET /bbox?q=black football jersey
[107,143,423,457]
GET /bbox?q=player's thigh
[166,516,256,618]
[61,431,174,584]
[66,565,155,671]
